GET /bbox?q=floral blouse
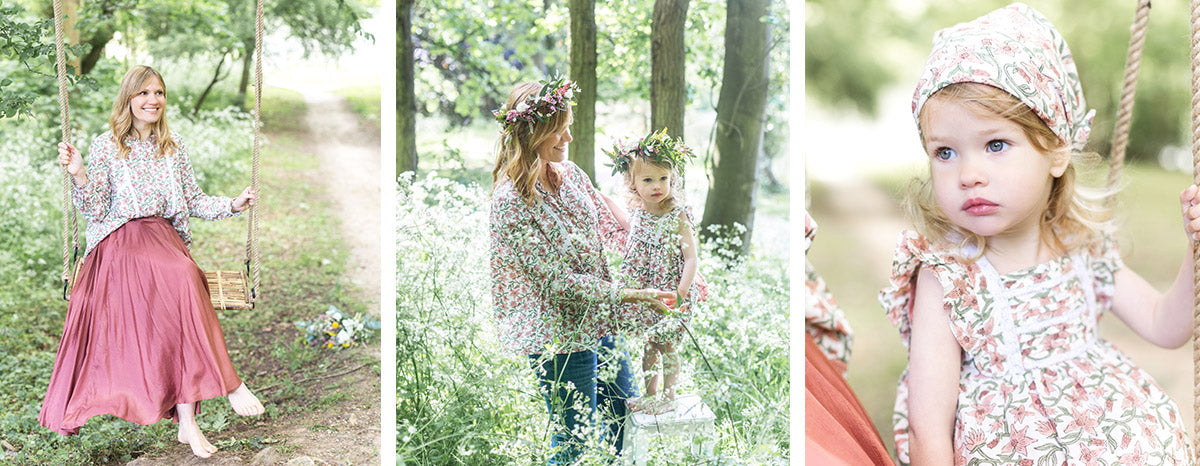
[73,130,237,258]
[490,161,629,356]
[803,212,853,373]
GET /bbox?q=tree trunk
[700,0,771,255]
[568,0,598,183]
[236,40,253,111]
[60,0,81,72]
[76,0,120,76]
[398,0,418,175]
[651,0,689,140]
[193,52,230,116]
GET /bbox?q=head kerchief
[912,3,1094,151]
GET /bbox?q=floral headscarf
[912,3,1095,152]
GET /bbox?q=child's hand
[1182,185,1200,241]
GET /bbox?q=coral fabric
[39,217,241,435]
[805,334,894,466]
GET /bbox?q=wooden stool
[622,394,716,465]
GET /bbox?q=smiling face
[630,159,673,210]
[535,112,573,163]
[921,95,1069,243]
[129,76,165,132]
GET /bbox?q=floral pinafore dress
[621,205,707,344]
[881,230,1190,465]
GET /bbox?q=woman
[489,79,672,463]
[39,65,263,459]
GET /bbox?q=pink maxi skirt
[38,216,242,435]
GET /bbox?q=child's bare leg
[642,344,661,398]
[228,382,264,416]
[176,402,217,458]
[661,342,678,402]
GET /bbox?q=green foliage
[335,82,382,129]
[396,173,789,464]
[808,0,1191,161]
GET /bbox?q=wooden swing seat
[71,260,253,310]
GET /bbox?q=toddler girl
[883,4,1197,464]
[607,129,707,414]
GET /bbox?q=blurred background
[806,0,1196,459]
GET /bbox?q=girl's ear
[1049,149,1070,178]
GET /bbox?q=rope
[1107,0,1152,194]
[51,0,79,299]
[1191,0,1200,457]
[246,0,264,304]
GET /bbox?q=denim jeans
[530,336,636,464]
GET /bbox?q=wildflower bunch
[603,128,696,176]
[492,76,579,135]
[295,305,381,349]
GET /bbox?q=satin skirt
[39,216,242,435]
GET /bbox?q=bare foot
[177,415,218,458]
[228,383,265,416]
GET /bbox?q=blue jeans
[530,336,635,464]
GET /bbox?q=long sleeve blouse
[73,130,237,258]
[490,161,629,355]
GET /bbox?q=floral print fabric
[619,205,707,344]
[880,230,1190,465]
[73,131,237,258]
[912,3,1095,151]
[803,212,853,373]
[490,161,628,355]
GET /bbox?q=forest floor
[130,88,382,465]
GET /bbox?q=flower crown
[493,76,580,135]
[603,128,696,177]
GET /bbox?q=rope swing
[50,0,265,310]
[1190,0,1200,457]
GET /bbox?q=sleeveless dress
[620,205,707,344]
[880,230,1190,465]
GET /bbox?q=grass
[335,82,382,130]
[0,87,379,464]
[806,161,1197,460]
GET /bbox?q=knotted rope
[51,0,80,300]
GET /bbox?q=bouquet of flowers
[295,305,382,349]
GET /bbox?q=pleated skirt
[39,216,242,435]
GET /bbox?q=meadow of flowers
[396,172,790,464]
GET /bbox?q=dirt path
[304,91,382,311]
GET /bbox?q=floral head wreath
[603,128,696,177]
[493,76,580,135]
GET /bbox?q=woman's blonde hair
[623,158,684,212]
[491,82,572,204]
[111,65,178,159]
[908,83,1112,259]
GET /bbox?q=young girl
[884,4,1196,464]
[607,129,707,414]
[41,65,263,459]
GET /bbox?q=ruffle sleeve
[878,229,962,349]
[172,132,237,221]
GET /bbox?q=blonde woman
[489,78,672,463]
[40,65,263,459]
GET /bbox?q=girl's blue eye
[987,140,1009,152]
[933,147,956,161]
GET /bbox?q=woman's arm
[598,190,630,231]
[1111,185,1200,349]
[67,138,112,221]
[676,216,699,300]
[492,195,669,312]
[907,267,960,466]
